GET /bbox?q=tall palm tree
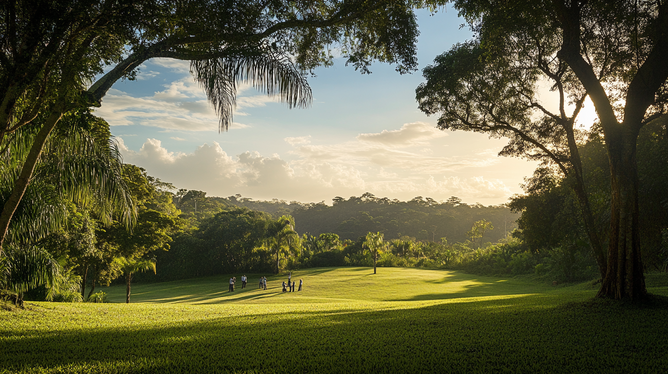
[115,257,156,304]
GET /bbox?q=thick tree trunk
[597,132,647,300]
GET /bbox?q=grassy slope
[1,268,667,374]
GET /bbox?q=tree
[467,220,493,249]
[0,111,135,246]
[418,0,668,300]
[364,231,386,274]
[115,257,156,304]
[265,216,300,274]
[1,244,60,307]
[0,0,422,255]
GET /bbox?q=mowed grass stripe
[1,268,667,374]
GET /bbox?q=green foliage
[511,119,668,271]
[0,245,61,306]
[86,291,108,303]
[292,194,518,243]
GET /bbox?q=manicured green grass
[1,268,667,374]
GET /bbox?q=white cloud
[118,121,525,204]
[357,122,446,147]
[285,136,311,146]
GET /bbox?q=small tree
[115,257,156,304]
[364,232,386,274]
[1,245,60,307]
[265,216,300,274]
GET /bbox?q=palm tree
[0,111,136,246]
[0,244,60,307]
[265,216,300,274]
[364,232,386,274]
[115,257,156,304]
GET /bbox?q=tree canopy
[417,0,668,300]
[0,0,424,254]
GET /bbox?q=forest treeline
[212,193,518,244]
[2,115,667,306]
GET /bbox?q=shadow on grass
[2,293,668,374]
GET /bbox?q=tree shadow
[3,293,668,373]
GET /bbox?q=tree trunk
[276,250,280,274]
[125,273,132,304]
[597,131,647,300]
[0,109,64,255]
[373,251,377,274]
[566,129,607,279]
[87,274,97,300]
[81,265,88,301]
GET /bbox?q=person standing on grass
[292,281,296,292]
[241,275,247,289]
[298,279,303,291]
[229,277,235,292]
[282,281,287,292]
[263,277,267,290]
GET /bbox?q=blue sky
[94,8,548,205]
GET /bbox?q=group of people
[227,273,303,293]
[228,275,248,292]
[282,272,303,292]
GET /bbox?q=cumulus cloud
[117,120,524,205]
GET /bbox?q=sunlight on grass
[2,268,667,374]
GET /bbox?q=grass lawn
[1,267,667,373]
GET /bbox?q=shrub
[87,291,108,303]
[52,290,83,303]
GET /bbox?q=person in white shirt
[241,275,247,289]
[229,277,235,292]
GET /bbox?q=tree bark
[87,273,97,300]
[276,249,280,274]
[80,265,88,300]
[373,251,377,274]
[125,273,132,304]
[597,129,646,300]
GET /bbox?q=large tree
[0,0,422,254]
[418,0,668,300]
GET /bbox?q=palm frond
[1,244,60,295]
[191,50,312,130]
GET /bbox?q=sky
[94,8,569,206]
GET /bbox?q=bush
[52,290,83,303]
[87,291,108,303]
